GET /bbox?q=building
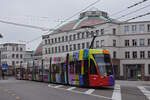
[0,43,25,75]
[42,10,150,81]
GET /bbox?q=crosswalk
[47,83,150,100]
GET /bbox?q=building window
[58,37,60,43]
[132,39,137,46]
[132,51,137,58]
[51,39,54,44]
[16,47,18,51]
[52,47,54,53]
[73,34,76,40]
[58,46,61,52]
[101,29,104,35]
[139,24,145,31]
[113,51,116,59]
[113,28,116,35]
[66,45,68,52]
[20,48,23,51]
[82,43,85,49]
[86,42,90,48]
[45,40,47,45]
[86,31,90,38]
[69,35,72,41]
[125,51,130,59]
[113,40,116,47]
[20,54,23,59]
[55,38,57,43]
[62,36,64,42]
[45,48,47,54]
[48,48,50,54]
[91,31,94,37]
[140,39,145,46]
[65,36,68,41]
[70,45,72,51]
[132,25,136,32]
[78,43,80,50]
[16,54,19,59]
[12,54,15,58]
[101,40,104,46]
[148,64,150,74]
[125,40,129,46]
[73,44,76,50]
[55,47,57,53]
[148,39,150,45]
[140,51,145,58]
[96,41,99,48]
[124,26,129,32]
[82,32,85,39]
[95,30,99,36]
[147,24,150,32]
[12,61,15,66]
[48,39,50,44]
[148,51,150,58]
[62,46,64,52]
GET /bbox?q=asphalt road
[0,77,150,100]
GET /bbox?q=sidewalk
[116,80,150,87]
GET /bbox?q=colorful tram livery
[16,49,115,87]
[16,67,25,80]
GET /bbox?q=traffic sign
[2,64,8,70]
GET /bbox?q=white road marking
[48,84,112,100]
[54,85,63,88]
[138,86,150,100]
[48,84,51,87]
[66,87,76,91]
[84,89,95,94]
[112,84,121,100]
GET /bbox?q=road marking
[70,89,112,100]
[54,85,63,88]
[47,84,112,100]
[12,93,16,96]
[112,84,121,100]
[48,84,52,87]
[84,89,95,94]
[66,87,76,91]
[138,86,150,100]
[16,96,20,100]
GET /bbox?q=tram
[15,67,24,80]
[16,49,115,87]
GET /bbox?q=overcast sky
[0,0,149,51]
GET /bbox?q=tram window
[70,62,75,74]
[56,64,60,73]
[61,63,64,72]
[84,60,88,73]
[90,59,97,75]
[75,61,81,74]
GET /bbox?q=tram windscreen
[93,54,113,76]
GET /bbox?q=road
[0,77,150,100]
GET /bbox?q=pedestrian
[2,70,5,80]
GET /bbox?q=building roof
[53,10,118,33]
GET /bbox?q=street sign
[2,64,8,70]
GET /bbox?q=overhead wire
[25,0,101,44]
[116,3,150,19]
[111,0,149,16]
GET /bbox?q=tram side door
[83,60,89,86]
[89,59,99,86]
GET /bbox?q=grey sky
[0,0,149,51]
